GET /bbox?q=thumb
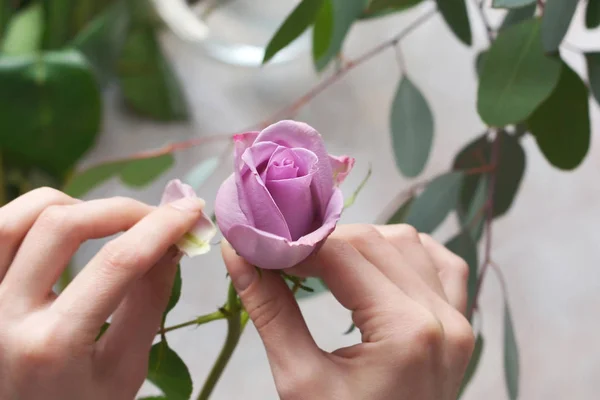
[221,241,322,372]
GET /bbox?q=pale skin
[0,188,474,400]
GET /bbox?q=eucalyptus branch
[159,310,227,334]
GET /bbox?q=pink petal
[329,155,355,185]
[226,188,344,269]
[254,120,334,220]
[215,174,250,237]
[233,131,260,160]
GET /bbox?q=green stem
[57,262,74,293]
[161,310,226,334]
[197,282,247,400]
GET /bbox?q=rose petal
[238,142,291,239]
[329,155,355,185]
[226,188,344,269]
[266,163,298,180]
[267,173,315,241]
[254,120,334,220]
[233,131,260,160]
[160,179,217,257]
[215,174,250,236]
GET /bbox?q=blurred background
[1,0,599,399]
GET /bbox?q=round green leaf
[390,77,434,178]
[504,302,520,400]
[404,172,464,234]
[445,231,478,317]
[1,3,43,55]
[0,50,102,177]
[528,63,590,170]
[587,0,600,29]
[586,52,600,106]
[435,0,472,46]
[541,0,578,54]
[477,20,561,126]
[492,0,535,8]
[64,161,127,197]
[147,341,193,400]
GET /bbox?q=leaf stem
[197,282,246,400]
[160,310,227,334]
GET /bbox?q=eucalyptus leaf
[461,176,486,241]
[0,0,14,43]
[147,341,193,400]
[1,2,43,55]
[477,20,561,126]
[390,77,434,178]
[475,51,488,77]
[587,0,600,29]
[183,157,220,189]
[41,0,72,49]
[312,0,333,64]
[263,0,324,64]
[72,0,131,86]
[528,62,590,170]
[386,196,414,225]
[586,52,600,105]
[119,25,189,121]
[117,154,176,187]
[541,0,578,53]
[435,0,472,46]
[504,302,520,400]
[313,0,367,70]
[492,0,535,8]
[404,172,463,234]
[0,50,101,177]
[359,0,423,19]
[500,3,536,30]
[458,334,484,397]
[445,231,478,317]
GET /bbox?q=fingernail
[170,197,205,212]
[232,268,257,292]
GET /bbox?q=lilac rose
[215,120,354,269]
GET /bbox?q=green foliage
[0,0,15,45]
[0,50,101,177]
[312,0,333,65]
[541,0,578,53]
[478,20,561,126]
[263,0,324,64]
[63,154,174,197]
[435,0,472,46]
[458,334,484,397]
[363,0,424,17]
[528,62,590,170]
[386,196,414,225]
[293,277,329,299]
[404,172,464,234]
[165,265,182,317]
[587,0,600,29]
[586,52,600,105]
[147,341,193,400]
[1,2,44,55]
[390,77,434,177]
[492,0,535,8]
[445,231,478,317]
[118,24,189,121]
[500,3,536,30]
[504,302,520,400]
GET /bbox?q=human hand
[0,188,205,400]
[222,224,475,400]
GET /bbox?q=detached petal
[160,179,217,257]
[255,120,334,219]
[226,188,344,269]
[329,155,355,185]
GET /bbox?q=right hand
[222,223,475,400]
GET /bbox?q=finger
[98,246,181,370]
[51,196,205,341]
[0,187,78,281]
[419,233,469,314]
[3,197,155,304]
[222,241,322,372]
[372,224,447,299]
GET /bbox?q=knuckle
[349,224,385,245]
[448,315,475,357]
[15,325,66,369]
[452,257,470,282]
[30,186,69,202]
[100,239,146,273]
[397,314,444,363]
[396,224,420,242]
[36,205,71,230]
[0,218,18,242]
[248,294,284,333]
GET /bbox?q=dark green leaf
[475,50,488,77]
[72,0,131,86]
[71,0,115,35]
[263,0,324,64]
[504,302,519,400]
[138,397,167,400]
[586,0,600,29]
[41,0,73,49]
[492,0,535,8]
[0,50,101,177]
[586,52,600,105]
[312,0,333,64]
[359,0,423,19]
[183,157,220,189]
[541,0,578,53]
[445,231,478,316]
[435,0,472,46]
[404,172,463,234]
[500,3,536,30]
[386,196,414,225]
[120,154,175,187]
[1,2,43,55]
[64,154,175,197]
[293,277,329,300]
[0,0,15,43]
[165,265,182,317]
[458,334,484,397]
[119,25,189,121]
[148,341,193,400]
[314,0,367,70]
[390,77,434,177]
[477,20,561,126]
[462,176,486,241]
[528,63,590,170]
[453,132,525,218]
